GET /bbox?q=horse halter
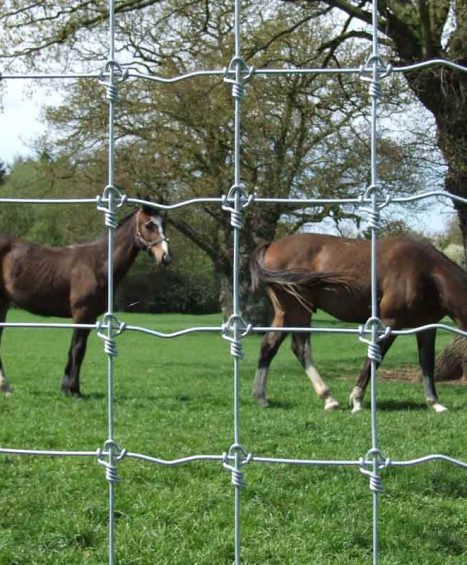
[136,226,169,252]
[135,215,170,254]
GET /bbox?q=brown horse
[0,205,171,397]
[250,233,467,412]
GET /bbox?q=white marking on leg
[253,367,269,407]
[0,367,12,395]
[349,386,363,413]
[324,396,340,410]
[304,353,339,409]
[431,402,448,413]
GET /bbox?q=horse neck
[107,213,139,283]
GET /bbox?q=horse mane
[116,209,139,229]
[86,209,137,246]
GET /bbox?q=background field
[0,310,466,564]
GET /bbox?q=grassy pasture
[0,310,466,564]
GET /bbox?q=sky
[0,80,456,235]
[0,80,50,164]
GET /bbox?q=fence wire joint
[222,315,252,359]
[97,314,127,357]
[97,440,127,484]
[223,443,252,489]
[224,56,255,99]
[359,448,391,494]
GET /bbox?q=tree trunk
[218,265,272,325]
[291,0,467,257]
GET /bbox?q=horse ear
[141,202,166,219]
[141,203,153,214]
[135,192,165,218]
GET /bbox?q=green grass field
[0,310,466,564]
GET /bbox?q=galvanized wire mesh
[0,1,467,564]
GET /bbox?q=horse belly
[10,286,72,318]
[314,290,371,324]
[3,255,72,318]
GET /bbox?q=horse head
[135,206,172,265]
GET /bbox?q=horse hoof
[324,397,339,410]
[61,386,82,399]
[255,397,269,408]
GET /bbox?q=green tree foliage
[282,0,467,262]
[0,0,433,316]
[0,156,219,313]
[0,160,7,185]
[0,156,102,244]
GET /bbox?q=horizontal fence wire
[0,0,467,564]
[0,191,465,215]
[1,55,466,82]
[0,321,465,339]
[1,448,467,471]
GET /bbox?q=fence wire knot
[223,443,252,489]
[97,440,127,484]
[222,184,254,229]
[222,315,252,359]
[359,55,392,99]
[97,313,127,357]
[99,60,129,102]
[359,317,391,363]
[359,184,391,231]
[97,186,128,229]
[359,448,391,494]
[224,56,255,100]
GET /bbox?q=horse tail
[0,237,15,297]
[0,237,14,261]
[250,241,271,292]
[249,241,355,292]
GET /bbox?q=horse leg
[0,300,12,395]
[291,332,339,410]
[61,328,91,397]
[252,306,288,407]
[349,334,397,413]
[417,328,446,413]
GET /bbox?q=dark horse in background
[250,233,467,413]
[0,205,171,397]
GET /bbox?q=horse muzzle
[161,251,172,265]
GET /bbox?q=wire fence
[1,1,467,564]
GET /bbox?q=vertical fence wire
[368,2,382,562]
[230,3,245,562]
[104,2,118,563]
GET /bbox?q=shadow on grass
[375,399,428,411]
[262,399,296,409]
[82,392,107,401]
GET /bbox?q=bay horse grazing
[0,205,171,397]
[250,233,467,412]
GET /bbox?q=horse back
[250,233,467,328]
[250,234,371,321]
